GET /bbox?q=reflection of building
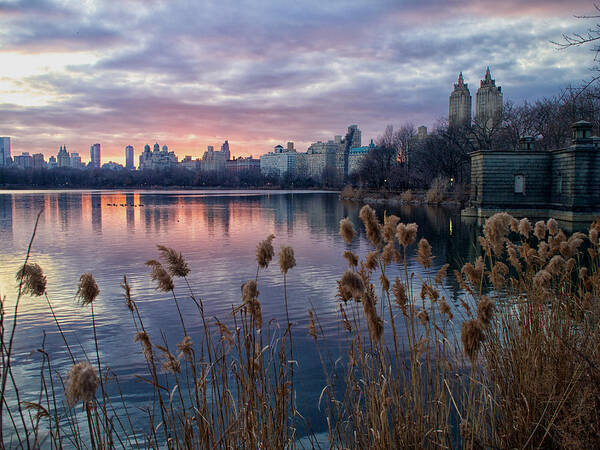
[90,143,101,168]
[475,67,502,128]
[91,192,102,232]
[0,193,13,239]
[0,137,10,167]
[464,121,600,222]
[449,72,472,128]
[138,143,178,170]
[125,145,134,170]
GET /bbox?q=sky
[0,0,597,165]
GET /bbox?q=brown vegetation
[1,211,600,448]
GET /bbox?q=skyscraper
[449,72,472,128]
[90,143,101,168]
[475,67,502,129]
[0,137,11,167]
[125,145,134,169]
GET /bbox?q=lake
[0,189,477,442]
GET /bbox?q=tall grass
[1,209,599,448]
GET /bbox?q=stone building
[138,142,178,170]
[463,121,600,222]
[201,141,230,172]
[57,145,70,167]
[449,72,472,128]
[475,67,502,129]
[260,145,297,177]
[348,139,376,175]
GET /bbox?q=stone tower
[475,67,502,129]
[449,72,472,128]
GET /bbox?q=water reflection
[0,190,480,440]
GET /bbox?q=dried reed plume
[420,282,439,301]
[380,273,390,292]
[16,263,46,296]
[590,228,598,245]
[343,250,358,267]
[396,222,418,247]
[256,234,275,268]
[391,277,408,314]
[547,218,559,236]
[121,275,134,312]
[533,269,552,290]
[382,214,400,243]
[488,261,508,290]
[416,238,433,268]
[506,243,522,272]
[177,335,194,359]
[340,270,364,301]
[537,242,550,260]
[382,242,396,265]
[65,362,99,407]
[518,218,532,238]
[476,296,495,327]
[279,246,296,274]
[308,310,317,339]
[416,309,429,325]
[156,345,181,374]
[438,297,453,319]
[241,280,262,327]
[546,255,565,275]
[461,319,484,363]
[359,204,382,248]
[241,279,259,302]
[483,212,513,255]
[434,263,449,286]
[145,260,174,292]
[134,331,153,360]
[365,251,379,271]
[214,319,234,349]
[534,220,547,241]
[362,287,383,341]
[339,218,356,244]
[75,273,100,306]
[462,256,484,287]
[157,245,190,277]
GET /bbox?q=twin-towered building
[449,67,503,129]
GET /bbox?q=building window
[514,175,525,194]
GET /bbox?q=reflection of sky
[0,190,477,438]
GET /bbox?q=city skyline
[0,0,595,164]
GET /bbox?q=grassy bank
[1,208,599,448]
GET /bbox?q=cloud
[0,0,596,162]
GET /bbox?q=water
[0,189,477,443]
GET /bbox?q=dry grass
[400,189,413,204]
[2,212,600,448]
[425,176,448,204]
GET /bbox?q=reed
[1,211,599,448]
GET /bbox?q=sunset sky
[0,0,597,164]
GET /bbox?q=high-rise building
[449,72,472,128]
[475,67,502,129]
[90,143,101,168]
[57,145,70,167]
[70,152,83,169]
[125,145,134,169]
[0,137,11,167]
[32,153,45,169]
